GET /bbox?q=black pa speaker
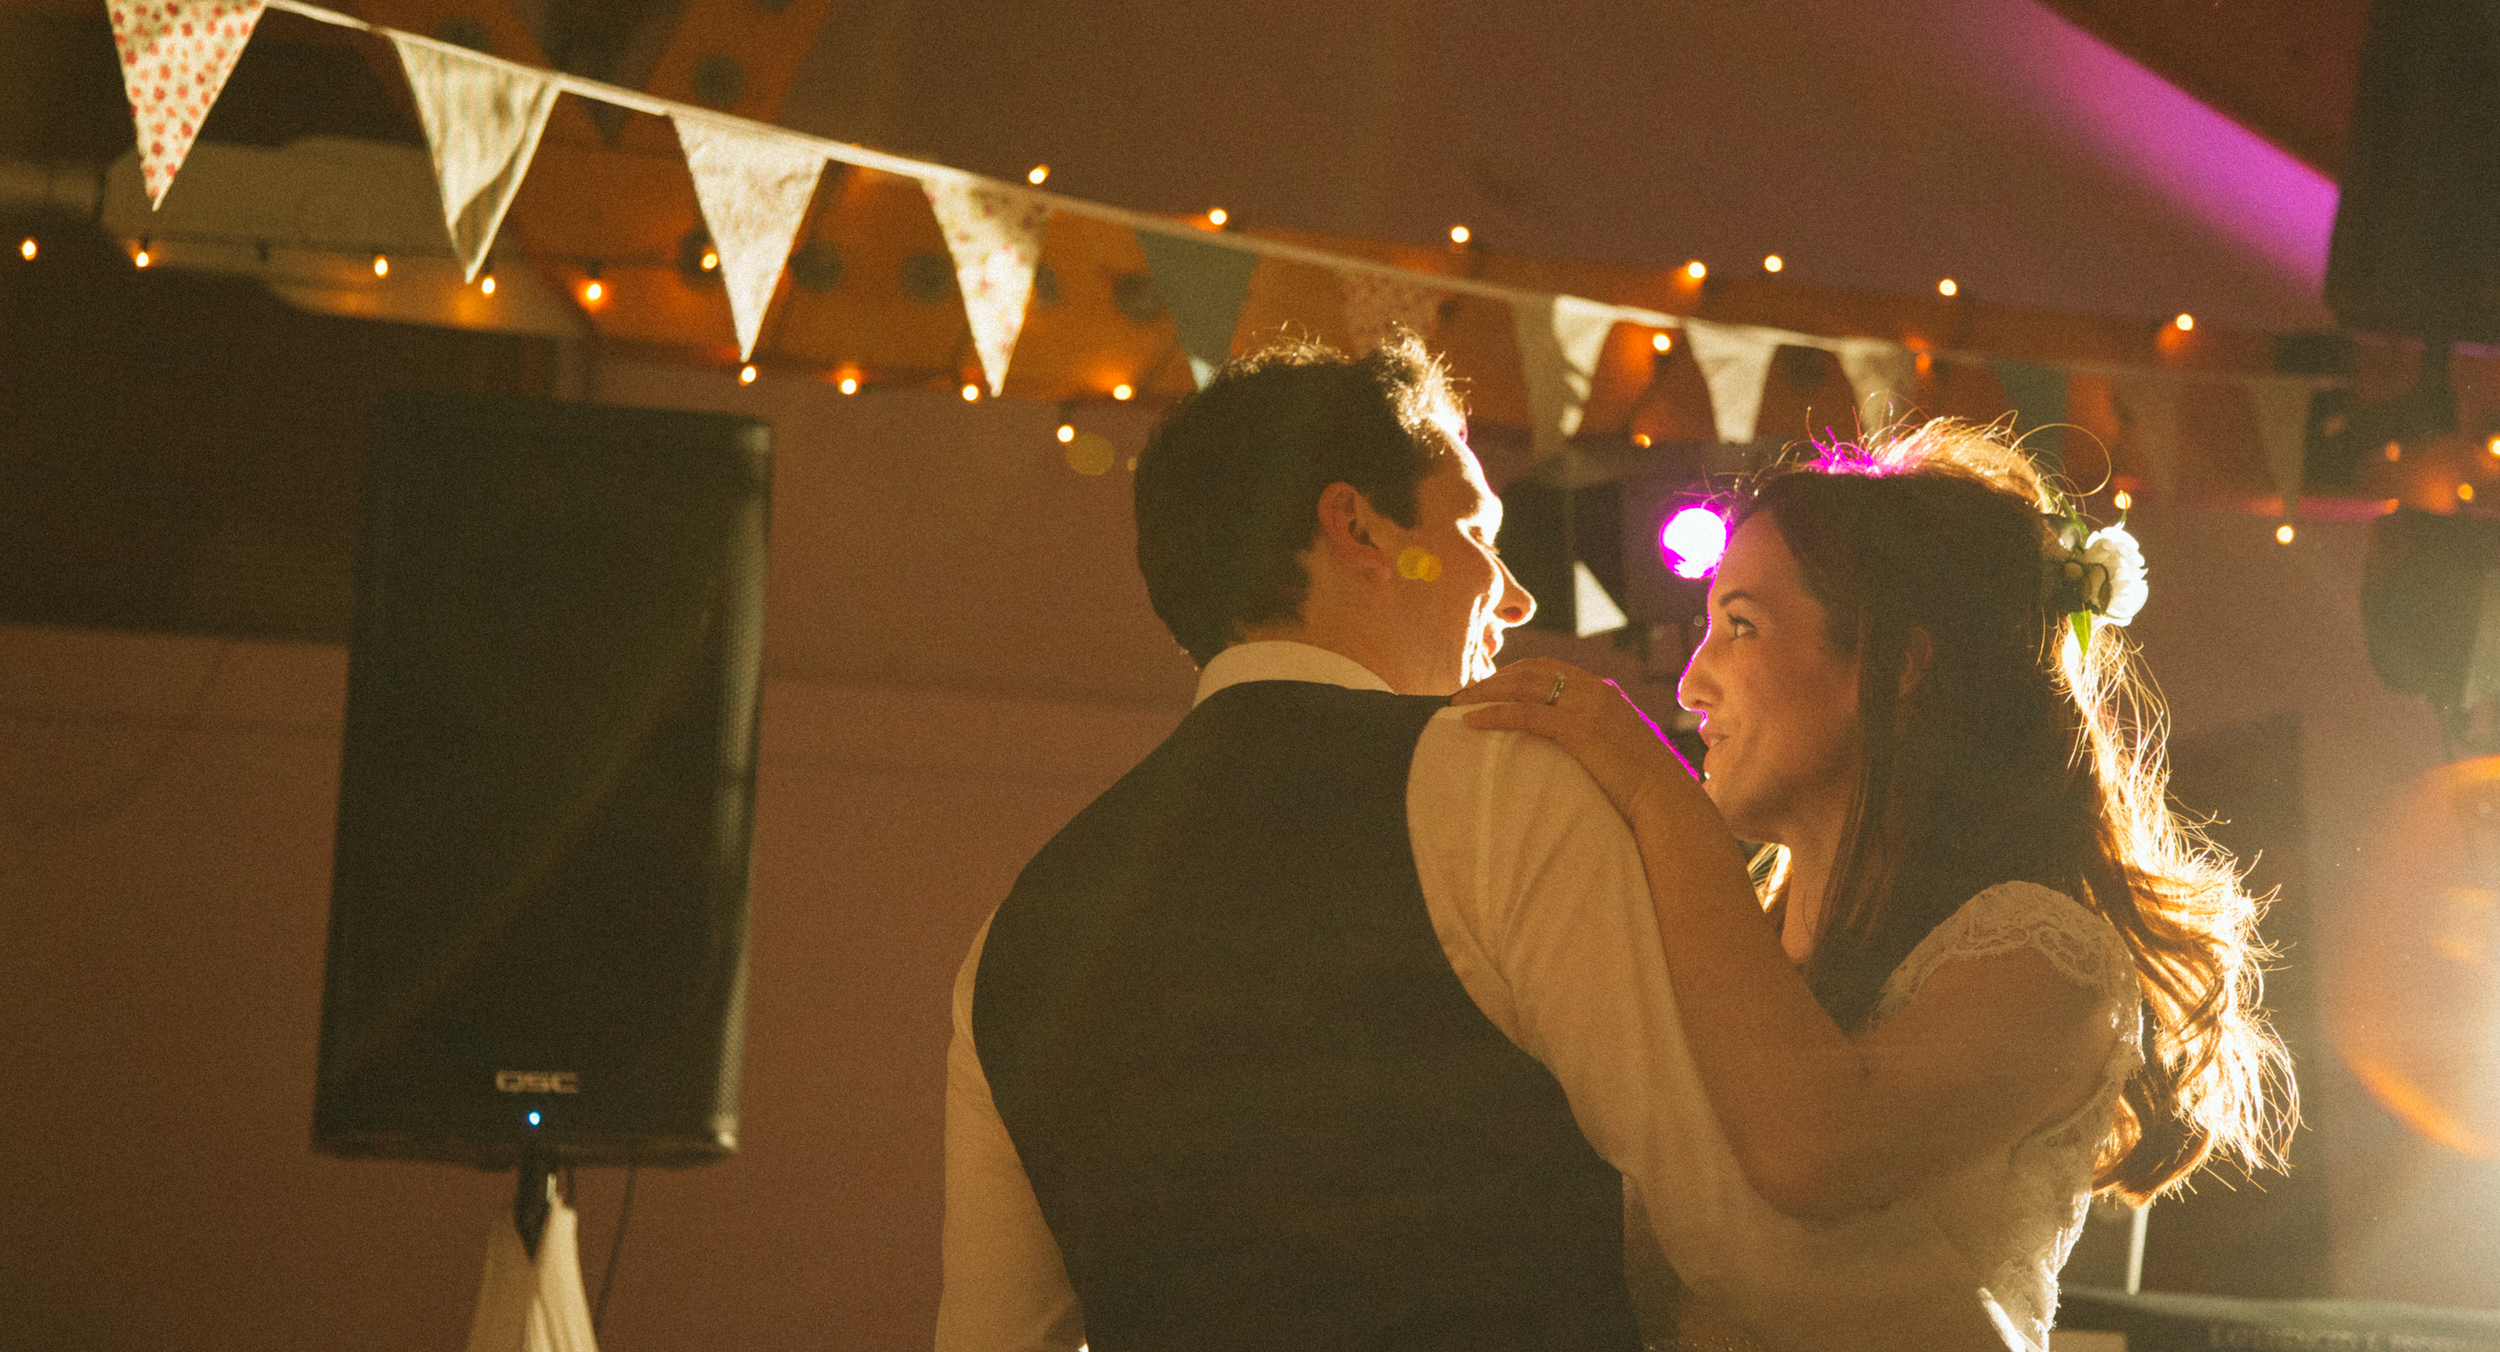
[2325,0,2500,343]
[313,392,772,1168]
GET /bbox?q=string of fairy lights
[11,212,2307,538]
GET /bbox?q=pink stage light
[1660,506,1728,579]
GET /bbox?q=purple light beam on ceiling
[1969,0,2339,291]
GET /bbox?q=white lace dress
[1867,881,2146,1348]
[1650,880,2144,1352]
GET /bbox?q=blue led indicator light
[527,1111,542,1127]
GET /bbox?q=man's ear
[1315,481,1394,578]
[1899,626,1935,699]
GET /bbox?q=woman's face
[1677,513,1864,847]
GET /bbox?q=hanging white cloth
[393,36,558,281]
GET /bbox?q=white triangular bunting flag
[109,0,267,208]
[2112,373,2183,504]
[1342,271,1449,352]
[924,180,1049,396]
[393,37,557,282]
[1514,295,1618,461]
[1572,561,1629,638]
[2251,376,2314,512]
[1836,339,1917,435]
[675,115,827,361]
[1684,320,1779,445]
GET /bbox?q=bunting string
[109,0,2345,480]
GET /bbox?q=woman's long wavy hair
[1737,419,2294,1201]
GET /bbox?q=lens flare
[1660,507,1729,579]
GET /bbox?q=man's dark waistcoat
[973,679,1643,1352]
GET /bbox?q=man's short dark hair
[1133,332,1464,666]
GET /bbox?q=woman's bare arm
[1460,659,2119,1219]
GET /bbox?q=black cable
[594,1163,638,1337]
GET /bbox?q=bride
[1457,421,2294,1351]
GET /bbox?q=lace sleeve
[1873,881,2140,1026]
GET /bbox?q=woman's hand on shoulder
[1451,658,1702,823]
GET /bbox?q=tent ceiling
[772,0,2353,333]
[2038,0,2365,178]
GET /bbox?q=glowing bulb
[1112,383,1135,401]
[372,253,389,277]
[1661,507,1730,579]
[1937,278,1958,297]
[2276,523,2296,545]
[2485,435,2499,457]
[838,375,859,395]
[527,1111,542,1127]
[701,250,720,271]
[1632,433,1653,447]
[2113,490,2133,511]
[1683,260,1706,281]
[1057,424,1077,443]
[962,383,982,402]
[479,274,496,295]
[1449,224,1471,245]
[583,280,604,303]
[2173,313,2194,332]
[2386,441,2404,463]
[740,364,758,384]
[1206,207,1227,227]
[1028,165,1049,186]
[17,238,34,260]
[1762,254,1783,273]
[1651,332,1672,354]
[133,245,151,268]
[2462,483,2479,503]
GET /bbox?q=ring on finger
[1545,672,1567,706]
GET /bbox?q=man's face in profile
[1382,443,1536,695]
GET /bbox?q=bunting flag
[675,115,827,361]
[1836,339,1917,436]
[1572,561,1630,638]
[1683,321,1778,445]
[108,0,267,208]
[394,37,557,282]
[1341,271,1449,353]
[925,180,1050,396]
[2251,376,2315,513]
[2111,372,2183,504]
[1992,359,2072,475]
[1136,230,1260,387]
[1513,295,1618,461]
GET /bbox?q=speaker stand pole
[462,1150,600,1352]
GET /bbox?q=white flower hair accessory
[2044,503,2148,655]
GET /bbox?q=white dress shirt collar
[1193,641,1396,707]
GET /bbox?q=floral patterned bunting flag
[924,181,1050,397]
[675,114,827,361]
[1341,271,1448,353]
[109,0,267,208]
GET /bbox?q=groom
[936,336,1705,1351]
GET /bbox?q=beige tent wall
[0,367,2478,1348]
